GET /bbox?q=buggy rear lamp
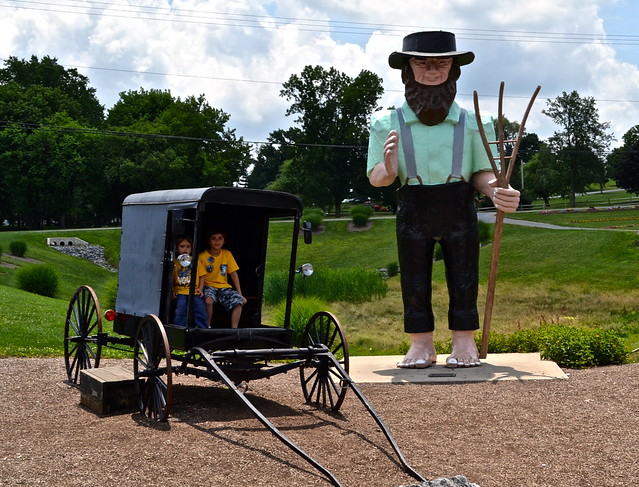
[104,309,117,321]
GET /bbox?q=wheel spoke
[302,365,319,387]
[67,314,81,337]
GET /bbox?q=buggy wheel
[133,314,173,422]
[300,311,349,412]
[64,285,103,384]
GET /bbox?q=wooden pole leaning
[473,82,541,359]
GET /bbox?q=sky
[1,0,638,151]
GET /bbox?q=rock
[51,244,117,272]
[399,475,481,487]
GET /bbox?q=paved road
[477,211,638,232]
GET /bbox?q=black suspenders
[395,107,467,185]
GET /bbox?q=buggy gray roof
[123,186,303,212]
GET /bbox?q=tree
[523,142,564,207]
[0,56,105,228]
[607,124,639,182]
[494,116,541,196]
[104,89,253,214]
[542,91,614,207]
[0,113,106,228]
[616,140,639,195]
[0,55,104,126]
[246,128,300,189]
[0,58,253,228]
[277,66,383,215]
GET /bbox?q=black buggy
[63,186,424,486]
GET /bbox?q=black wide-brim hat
[389,31,475,69]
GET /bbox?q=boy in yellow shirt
[196,231,246,328]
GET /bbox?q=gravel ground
[1,358,638,487]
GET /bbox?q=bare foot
[397,332,437,369]
[446,330,481,368]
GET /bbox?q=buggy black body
[113,186,307,351]
[63,186,424,486]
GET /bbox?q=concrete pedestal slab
[348,353,567,384]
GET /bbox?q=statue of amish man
[367,31,520,368]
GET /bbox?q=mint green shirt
[367,101,497,185]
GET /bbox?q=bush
[302,208,324,231]
[538,324,628,368]
[386,261,399,277]
[350,204,373,227]
[538,325,596,368]
[479,331,512,354]
[475,325,628,368]
[273,296,331,346]
[264,268,387,305]
[10,241,27,257]
[588,329,629,366]
[504,328,541,353]
[478,220,493,244]
[15,264,59,298]
[475,328,540,354]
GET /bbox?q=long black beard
[402,64,459,126]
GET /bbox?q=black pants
[396,182,480,333]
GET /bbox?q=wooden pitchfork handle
[473,82,541,359]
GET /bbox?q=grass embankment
[1,213,638,360]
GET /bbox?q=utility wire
[0,119,621,155]
[3,0,639,45]
[2,0,639,105]
[0,119,365,148]
[57,64,639,105]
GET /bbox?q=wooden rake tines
[473,82,541,359]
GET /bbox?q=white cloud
[0,0,638,147]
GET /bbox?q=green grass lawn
[1,209,638,361]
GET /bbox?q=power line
[0,119,365,149]
[3,0,639,105]
[3,0,639,46]
[0,120,624,155]
[47,64,639,105]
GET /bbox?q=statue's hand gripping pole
[473,82,541,359]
